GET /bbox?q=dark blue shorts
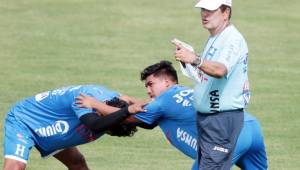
[191,113,268,170]
[197,109,244,170]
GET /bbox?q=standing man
[2,84,145,170]
[172,0,250,169]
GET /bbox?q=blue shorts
[3,112,35,164]
[233,118,268,170]
[3,112,60,163]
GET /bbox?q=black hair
[106,97,128,108]
[105,97,138,137]
[140,60,178,83]
[105,123,137,137]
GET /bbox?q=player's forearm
[80,107,130,133]
[197,60,227,78]
[91,101,119,116]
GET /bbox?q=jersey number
[173,89,193,107]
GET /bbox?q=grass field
[0,0,300,169]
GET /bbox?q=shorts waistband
[197,108,243,115]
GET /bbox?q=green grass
[1,0,299,169]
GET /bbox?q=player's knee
[3,159,26,170]
[68,153,88,170]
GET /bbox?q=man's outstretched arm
[80,107,131,133]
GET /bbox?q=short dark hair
[106,97,128,108]
[140,60,178,83]
[105,97,138,137]
[106,123,137,137]
[220,5,232,20]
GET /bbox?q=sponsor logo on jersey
[209,90,220,112]
[176,128,197,151]
[34,121,69,137]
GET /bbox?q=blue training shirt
[194,25,250,113]
[9,85,119,153]
[135,85,197,158]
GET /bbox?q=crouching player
[3,84,145,170]
[77,61,268,170]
